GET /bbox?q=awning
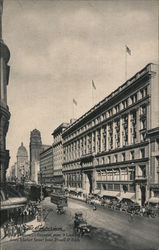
[119,192,135,200]
[76,188,83,193]
[100,191,120,197]
[69,187,76,192]
[149,197,159,204]
[93,190,101,195]
[1,197,27,210]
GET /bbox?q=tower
[0,0,11,186]
[30,129,42,181]
[16,142,29,182]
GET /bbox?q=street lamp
[40,171,43,201]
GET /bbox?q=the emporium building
[62,63,159,206]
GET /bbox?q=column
[82,171,86,190]
[106,125,109,151]
[113,121,116,149]
[100,127,102,152]
[128,113,131,145]
[136,108,140,143]
[92,168,97,192]
[95,130,97,154]
[120,117,123,148]
[86,135,88,154]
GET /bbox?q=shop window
[114,184,120,191]
[97,183,101,190]
[129,184,135,192]
[103,184,107,190]
[123,184,128,193]
[108,184,113,190]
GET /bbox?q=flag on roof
[92,80,96,90]
[73,98,77,106]
[126,45,131,55]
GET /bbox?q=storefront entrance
[84,172,93,195]
[141,185,146,206]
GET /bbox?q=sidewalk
[1,217,45,244]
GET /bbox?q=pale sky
[3,0,158,170]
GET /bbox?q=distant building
[16,142,29,182]
[9,163,16,182]
[40,146,53,186]
[62,63,159,206]
[30,129,42,181]
[52,123,69,185]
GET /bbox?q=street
[2,197,159,250]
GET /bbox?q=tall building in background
[62,63,159,206]
[29,128,50,182]
[30,129,42,181]
[0,0,11,187]
[16,142,29,182]
[52,123,69,185]
[40,146,53,186]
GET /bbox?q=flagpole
[92,83,94,106]
[125,45,127,81]
[72,101,74,119]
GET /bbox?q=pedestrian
[21,211,24,224]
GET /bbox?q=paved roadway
[2,197,159,250]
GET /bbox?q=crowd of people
[1,203,39,240]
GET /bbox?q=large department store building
[52,123,69,185]
[62,63,159,206]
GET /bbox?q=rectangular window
[130,151,134,160]
[114,184,120,191]
[140,148,145,158]
[114,154,118,163]
[108,184,113,190]
[122,153,126,161]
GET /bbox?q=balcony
[135,175,147,181]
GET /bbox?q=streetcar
[50,185,68,207]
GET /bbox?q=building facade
[0,1,27,225]
[16,142,29,182]
[39,146,53,186]
[30,129,42,182]
[62,63,159,206]
[0,0,11,187]
[52,123,69,184]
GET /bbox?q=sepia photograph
[0,0,159,249]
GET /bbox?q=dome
[17,142,28,157]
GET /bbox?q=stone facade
[0,0,10,187]
[52,123,69,184]
[62,63,159,206]
[39,146,53,186]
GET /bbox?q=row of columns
[64,110,142,162]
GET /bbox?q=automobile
[126,202,141,215]
[74,212,90,235]
[143,201,159,218]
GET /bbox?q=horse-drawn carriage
[73,212,90,235]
